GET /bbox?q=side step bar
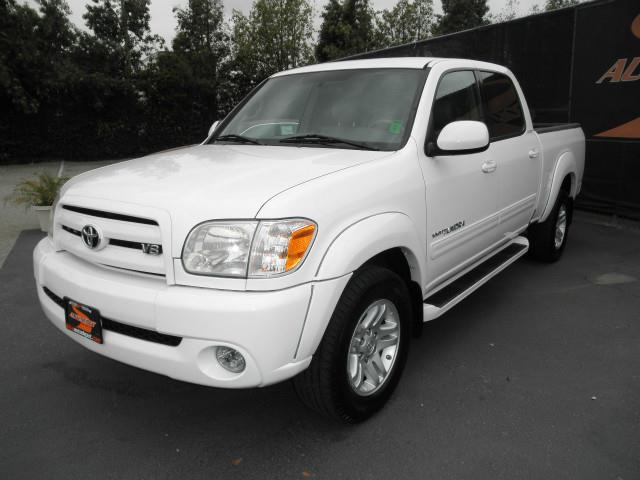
[423,236,529,322]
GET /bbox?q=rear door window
[478,71,525,140]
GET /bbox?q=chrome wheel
[554,204,567,250]
[347,299,400,397]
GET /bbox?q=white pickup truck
[34,58,584,422]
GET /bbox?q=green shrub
[5,172,68,207]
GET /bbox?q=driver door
[419,70,502,288]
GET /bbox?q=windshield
[212,68,427,151]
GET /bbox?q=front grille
[62,205,158,225]
[57,203,165,276]
[43,287,182,347]
[62,225,81,236]
[109,238,144,250]
[61,224,162,254]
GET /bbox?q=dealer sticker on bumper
[64,298,103,344]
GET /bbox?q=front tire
[293,266,412,423]
[528,189,572,262]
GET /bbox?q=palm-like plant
[6,172,68,207]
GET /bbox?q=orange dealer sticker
[65,299,103,344]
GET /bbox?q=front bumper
[34,238,349,388]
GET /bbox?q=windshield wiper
[279,134,379,151]
[213,134,263,145]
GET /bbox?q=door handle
[528,149,539,159]
[481,160,497,173]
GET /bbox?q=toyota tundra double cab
[34,58,585,422]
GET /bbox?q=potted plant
[5,172,68,232]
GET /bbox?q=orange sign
[632,14,640,39]
[595,117,640,139]
[593,12,640,139]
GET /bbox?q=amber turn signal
[286,225,316,271]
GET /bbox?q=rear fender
[539,151,577,223]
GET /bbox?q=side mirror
[432,120,489,155]
[208,120,220,137]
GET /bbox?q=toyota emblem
[81,225,101,249]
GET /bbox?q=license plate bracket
[64,298,103,344]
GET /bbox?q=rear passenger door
[420,70,502,285]
[477,70,541,238]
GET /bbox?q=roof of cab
[270,57,441,77]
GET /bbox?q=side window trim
[476,69,527,143]
[424,68,485,156]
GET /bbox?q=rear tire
[293,266,412,423]
[528,189,572,262]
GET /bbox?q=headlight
[182,218,316,278]
[182,221,257,277]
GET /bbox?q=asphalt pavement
[1,218,639,479]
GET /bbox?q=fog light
[216,346,246,373]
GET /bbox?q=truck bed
[533,122,581,134]
[532,123,586,221]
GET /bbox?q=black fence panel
[571,0,640,220]
[347,0,640,220]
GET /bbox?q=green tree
[173,0,230,117]
[316,0,377,62]
[315,0,344,62]
[0,0,43,115]
[492,0,519,22]
[231,0,314,89]
[142,0,231,149]
[81,0,163,78]
[173,0,228,59]
[0,0,80,160]
[434,0,489,35]
[66,0,164,159]
[377,0,434,47]
[34,0,81,156]
[544,0,579,11]
[142,52,199,149]
[37,0,77,66]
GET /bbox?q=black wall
[347,0,640,219]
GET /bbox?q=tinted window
[431,70,481,137]
[478,71,525,139]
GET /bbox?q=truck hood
[62,144,391,252]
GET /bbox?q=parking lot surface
[1,218,639,479]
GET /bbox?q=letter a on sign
[596,58,627,83]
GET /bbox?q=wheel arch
[315,212,424,285]
[539,151,578,223]
[314,212,425,338]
